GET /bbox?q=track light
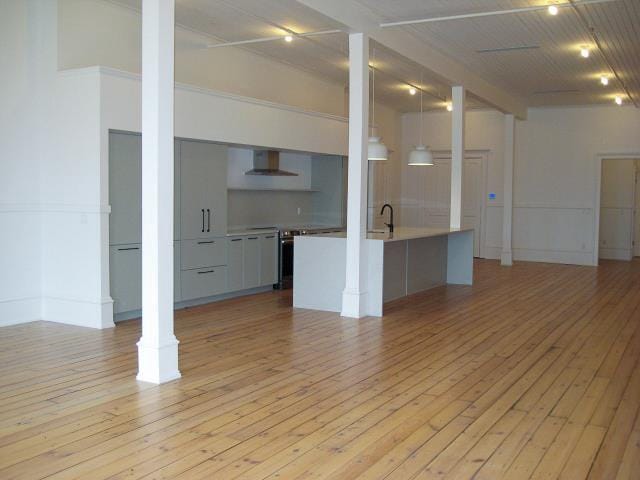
[600,76,609,86]
[446,103,453,112]
[409,87,417,95]
[547,5,559,15]
[580,47,590,58]
[284,35,293,43]
[615,96,622,105]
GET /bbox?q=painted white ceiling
[109,0,639,111]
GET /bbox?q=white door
[462,158,482,257]
[416,156,484,257]
[599,159,636,260]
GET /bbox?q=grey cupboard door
[260,234,278,286]
[227,237,244,291]
[180,140,227,240]
[109,133,142,245]
[110,244,142,313]
[244,236,260,289]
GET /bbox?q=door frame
[432,149,489,258]
[593,153,640,266]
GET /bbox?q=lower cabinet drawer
[181,238,227,270]
[181,266,228,301]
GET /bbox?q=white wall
[399,105,640,265]
[0,1,50,326]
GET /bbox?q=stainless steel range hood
[245,150,298,177]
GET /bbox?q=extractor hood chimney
[245,150,298,177]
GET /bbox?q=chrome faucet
[380,203,394,233]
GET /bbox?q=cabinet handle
[117,247,140,251]
[248,237,258,240]
[201,209,205,232]
[231,238,242,242]
[197,240,215,244]
[265,235,275,239]
[207,209,211,232]
[197,269,215,274]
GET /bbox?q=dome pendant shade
[408,145,433,166]
[368,136,389,161]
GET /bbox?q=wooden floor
[1,260,640,479]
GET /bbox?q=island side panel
[293,236,346,312]
[382,240,407,303]
[366,239,384,317]
[406,236,448,295]
[447,230,474,285]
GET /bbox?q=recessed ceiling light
[446,103,453,112]
[615,96,623,105]
[409,87,417,95]
[548,5,559,15]
[600,76,609,86]
[580,47,590,58]
[284,35,293,43]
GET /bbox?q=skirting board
[0,297,41,327]
[513,248,594,266]
[114,285,275,322]
[42,296,115,329]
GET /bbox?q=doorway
[598,158,639,261]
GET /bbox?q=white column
[137,0,180,384]
[501,114,515,266]
[450,86,465,229]
[341,33,370,319]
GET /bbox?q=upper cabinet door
[180,140,228,239]
[109,133,142,245]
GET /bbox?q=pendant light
[368,48,388,161]
[408,72,433,166]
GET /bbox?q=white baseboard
[483,246,502,260]
[598,248,632,261]
[513,248,594,266]
[0,297,41,327]
[42,296,115,329]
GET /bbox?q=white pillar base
[501,251,513,266]
[341,289,368,318]
[136,337,181,384]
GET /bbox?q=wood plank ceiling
[110,0,638,111]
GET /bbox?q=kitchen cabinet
[227,237,244,292]
[181,238,227,270]
[243,236,260,289]
[180,140,227,239]
[109,244,142,314]
[109,241,181,314]
[260,234,278,286]
[109,133,180,243]
[181,266,228,301]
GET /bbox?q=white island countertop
[316,226,473,243]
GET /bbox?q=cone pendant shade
[368,136,388,161]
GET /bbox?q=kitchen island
[293,227,474,317]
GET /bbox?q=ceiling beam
[296,0,529,119]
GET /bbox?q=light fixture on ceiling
[446,102,453,112]
[600,76,609,86]
[580,47,590,58]
[408,72,434,166]
[368,48,388,161]
[547,5,559,15]
[409,86,417,95]
[615,95,623,105]
[284,35,293,43]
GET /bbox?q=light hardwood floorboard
[1,259,639,479]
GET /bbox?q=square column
[450,86,465,230]
[501,114,515,266]
[137,0,180,384]
[341,32,370,319]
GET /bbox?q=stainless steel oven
[276,227,345,289]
